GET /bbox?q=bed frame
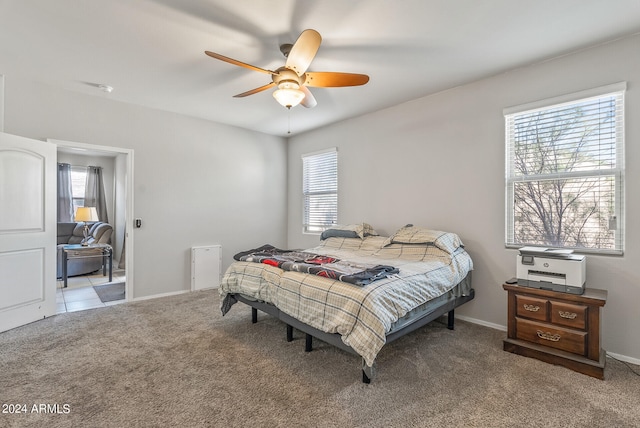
[230,273,474,383]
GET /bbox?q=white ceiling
[1,0,639,137]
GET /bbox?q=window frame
[302,147,338,234]
[70,165,87,216]
[504,82,625,255]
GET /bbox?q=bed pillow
[320,223,379,240]
[315,236,366,252]
[385,224,463,254]
[320,228,360,240]
[374,243,450,261]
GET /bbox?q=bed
[218,224,475,383]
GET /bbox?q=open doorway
[51,139,134,311]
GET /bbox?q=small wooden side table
[503,283,607,379]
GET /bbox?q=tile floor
[56,268,126,314]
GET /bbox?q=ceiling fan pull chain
[287,109,291,134]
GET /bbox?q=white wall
[4,77,288,299]
[287,34,640,362]
[0,75,4,132]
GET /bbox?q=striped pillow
[385,225,463,254]
[321,223,379,240]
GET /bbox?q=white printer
[516,246,586,295]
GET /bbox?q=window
[302,148,338,233]
[505,83,625,254]
[70,166,87,215]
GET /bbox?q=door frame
[50,139,134,301]
[0,74,5,132]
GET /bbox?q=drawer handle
[536,330,561,342]
[558,311,577,319]
[523,304,540,312]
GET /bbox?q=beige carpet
[0,289,638,428]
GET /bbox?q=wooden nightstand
[502,283,607,379]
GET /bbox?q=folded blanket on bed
[233,244,399,286]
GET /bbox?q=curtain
[118,234,126,269]
[84,166,109,223]
[57,163,73,222]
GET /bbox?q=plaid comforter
[219,236,473,367]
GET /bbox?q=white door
[0,132,56,332]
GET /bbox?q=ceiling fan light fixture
[273,85,305,109]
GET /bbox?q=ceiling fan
[205,29,369,109]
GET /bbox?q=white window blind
[302,148,337,233]
[505,83,625,254]
[70,165,87,214]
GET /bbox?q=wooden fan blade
[233,82,276,98]
[285,29,321,76]
[205,51,277,75]
[304,72,369,87]
[300,86,317,108]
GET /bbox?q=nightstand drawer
[515,295,548,321]
[516,318,586,355]
[550,301,587,329]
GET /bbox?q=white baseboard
[455,314,506,331]
[606,351,640,367]
[131,289,190,302]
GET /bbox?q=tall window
[505,83,625,254]
[70,166,87,215]
[302,148,338,233]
